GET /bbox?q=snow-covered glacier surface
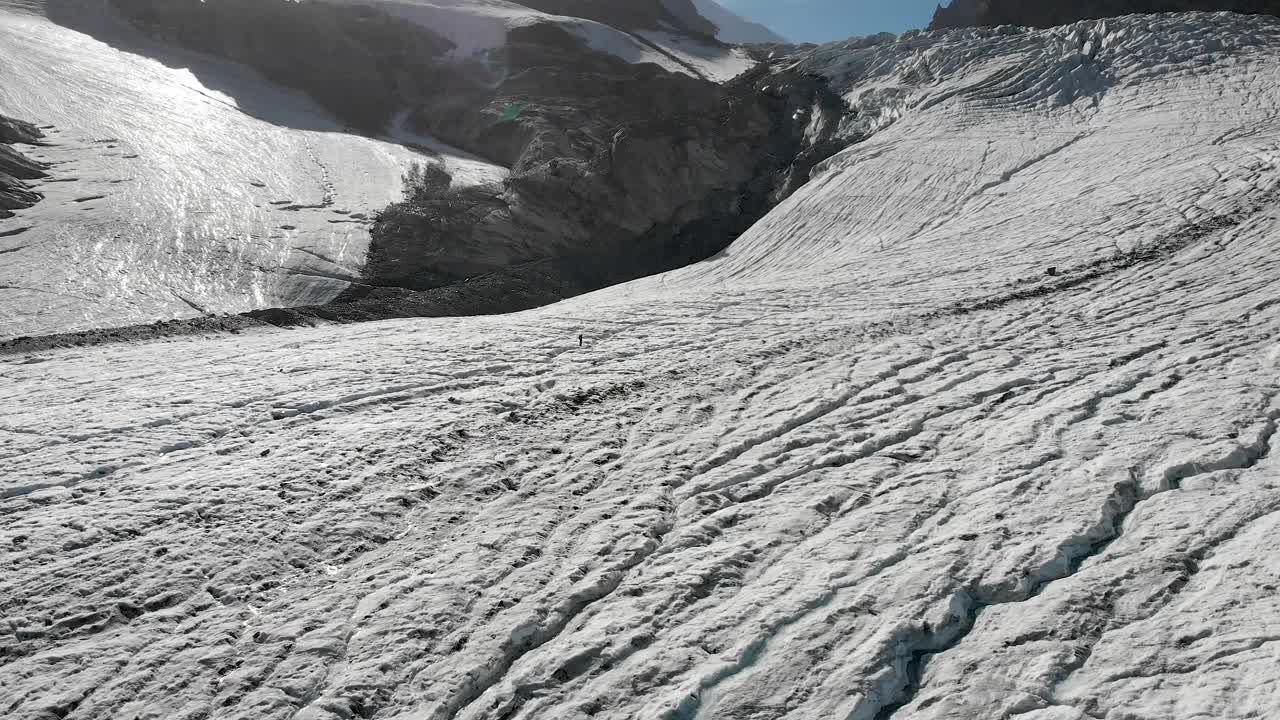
[0,1,505,339]
[5,12,1280,720]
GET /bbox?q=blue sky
[720,0,942,43]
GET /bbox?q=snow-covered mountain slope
[637,29,757,81]
[655,13,1280,293]
[5,11,1280,720]
[0,1,505,339]
[690,0,786,43]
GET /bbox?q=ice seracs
[4,10,1280,720]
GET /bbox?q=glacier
[4,9,1280,720]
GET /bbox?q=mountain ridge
[931,0,1280,29]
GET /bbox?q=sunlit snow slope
[5,12,1280,720]
[0,1,505,339]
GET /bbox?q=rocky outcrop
[359,44,860,309]
[363,22,765,285]
[0,114,46,220]
[0,115,43,146]
[930,0,1280,29]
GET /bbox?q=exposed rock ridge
[0,114,46,220]
[359,53,856,294]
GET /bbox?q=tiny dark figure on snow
[578,334,583,347]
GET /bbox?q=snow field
[4,10,1280,720]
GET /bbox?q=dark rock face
[0,114,46,220]
[364,20,768,287]
[0,115,44,146]
[108,0,474,134]
[930,0,1280,29]
[361,41,859,302]
[329,57,857,318]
